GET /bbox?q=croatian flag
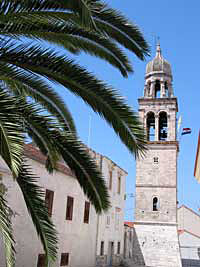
[181,128,192,135]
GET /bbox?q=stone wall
[133,223,182,267]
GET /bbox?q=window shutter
[37,254,46,267]
[66,196,74,220]
[84,201,90,224]
[45,189,54,216]
[60,253,69,266]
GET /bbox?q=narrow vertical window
[60,253,69,266]
[155,80,161,98]
[159,112,168,141]
[146,112,155,141]
[37,254,46,267]
[117,242,121,254]
[84,201,90,224]
[100,241,104,256]
[45,189,54,217]
[118,174,121,194]
[66,196,74,221]
[164,81,169,97]
[109,170,112,190]
[153,197,159,211]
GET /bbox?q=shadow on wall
[182,258,200,267]
[122,228,146,267]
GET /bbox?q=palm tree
[0,1,150,266]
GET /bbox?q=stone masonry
[133,44,182,267]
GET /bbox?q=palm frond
[17,102,110,212]
[18,102,60,173]
[0,44,146,156]
[92,5,150,59]
[53,130,110,212]
[0,194,15,267]
[0,88,24,177]
[17,162,58,265]
[0,62,76,134]
[0,15,133,75]
[0,0,96,29]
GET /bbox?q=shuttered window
[117,242,121,254]
[60,253,69,266]
[66,196,74,221]
[117,175,121,194]
[37,254,46,267]
[45,189,54,216]
[84,201,90,224]
[109,171,112,190]
[100,241,104,256]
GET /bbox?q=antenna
[87,115,92,147]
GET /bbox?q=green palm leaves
[0,0,149,266]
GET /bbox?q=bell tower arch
[133,44,182,267]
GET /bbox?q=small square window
[153,157,159,163]
[60,253,69,266]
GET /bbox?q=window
[117,242,121,254]
[106,215,110,225]
[84,201,90,223]
[60,253,69,266]
[164,81,169,97]
[100,241,104,256]
[155,80,161,98]
[37,254,46,267]
[45,189,54,216]
[129,231,132,242]
[153,197,159,211]
[117,174,121,194]
[154,157,159,163]
[146,112,155,141]
[159,112,168,141]
[66,196,74,221]
[109,171,112,190]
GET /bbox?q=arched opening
[155,80,161,98]
[164,81,169,97]
[153,197,159,211]
[159,112,168,141]
[146,112,155,141]
[147,81,151,96]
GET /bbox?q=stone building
[178,205,200,266]
[132,44,182,267]
[0,144,127,267]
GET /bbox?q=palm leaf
[0,88,24,178]
[0,44,146,156]
[17,102,110,212]
[0,0,96,29]
[0,194,15,267]
[0,62,76,134]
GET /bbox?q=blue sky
[57,1,200,220]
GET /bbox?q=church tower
[133,44,182,267]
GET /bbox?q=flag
[181,128,192,135]
[177,116,182,133]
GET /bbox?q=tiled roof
[24,144,75,177]
[124,221,134,228]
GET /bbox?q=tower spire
[156,41,161,58]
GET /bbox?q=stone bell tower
[133,44,182,267]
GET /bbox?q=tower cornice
[138,97,178,112]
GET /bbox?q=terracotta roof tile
[24,144,75,177]
[124,221,134,228]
